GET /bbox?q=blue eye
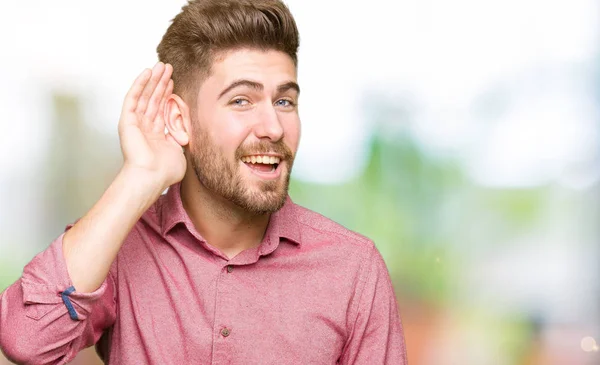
[231,98,249,106]
[275,99,294,107]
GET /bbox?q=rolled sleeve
[0,230,116,365]
[20,232,109,321]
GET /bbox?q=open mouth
[241,155,281,176]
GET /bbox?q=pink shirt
[0,183,407,364]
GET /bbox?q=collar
[159,182,302,247]
[159,182,191,236]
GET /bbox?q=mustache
[235,140,294,161]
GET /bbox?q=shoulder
[292,203,375,255]
[289,203,391,297]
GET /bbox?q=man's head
[158,0,301,215]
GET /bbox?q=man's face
[188,48,301,215]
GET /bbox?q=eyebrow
[277,81,300,95]
[218,79,300,99]
[218,79,263,99]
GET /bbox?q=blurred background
[1,0,599,364]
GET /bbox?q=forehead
[208,48,297,87]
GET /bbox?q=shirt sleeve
[0,229,117,365]
[339,244,408,365]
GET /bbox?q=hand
[118,62,186,192]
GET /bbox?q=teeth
[241,155,281,165]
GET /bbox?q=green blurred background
[1,0,599,364]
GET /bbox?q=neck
[179,172,271,260]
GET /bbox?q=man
[0,1,407,364]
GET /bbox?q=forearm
[63,165,164,293]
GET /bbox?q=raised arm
[64,62,185,293]
[0,62,186,365]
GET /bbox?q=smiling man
[0,1,407,364]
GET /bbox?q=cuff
[21,231,108,321]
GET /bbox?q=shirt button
[227,265,234,273]
[221,328,231,337]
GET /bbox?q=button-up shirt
[0,183,407,364]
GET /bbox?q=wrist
[117,165,167,207]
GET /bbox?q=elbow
[0,297,52,364]
[0,283,76,365]
[0,332,36,365]
[0,296,32,364]
[0,324,66,365]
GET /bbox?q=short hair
[157,0,300,101]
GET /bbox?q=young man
[0,1,407,364]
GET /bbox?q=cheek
[211,110,254,151]
[284,116,301,152]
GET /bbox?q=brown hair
[157,0,300,101]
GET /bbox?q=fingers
[122,68,152,113]
[145,63,173,122]
[135,63,166,115]
[120,62,173,135]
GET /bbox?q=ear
[164,94,190,146]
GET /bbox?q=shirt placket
[211,263,236,365]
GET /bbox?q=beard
[189,126,294,215]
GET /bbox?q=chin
[236,189,288,215]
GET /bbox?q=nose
[253,103,284,142]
